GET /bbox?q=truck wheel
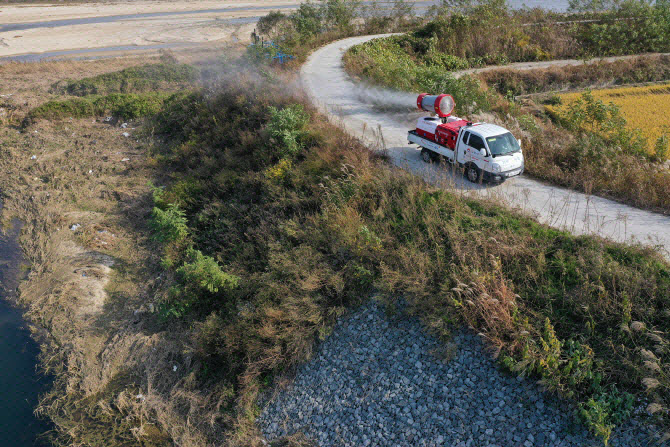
[466,163,482,183]
[421,148,434,163]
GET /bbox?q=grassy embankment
[343,2,670,213]
[0,56,209,447]
[141,68,670,445]
[24,62,198,123]
[2,22,669,447]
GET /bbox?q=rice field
[555,83,670,157]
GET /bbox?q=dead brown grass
[0,55,215,445]
[480,54,670,96]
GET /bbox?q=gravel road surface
[300,35,670,259]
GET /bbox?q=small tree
[257,10,286,36]
[292,2,323,39]
[322,0,361,32]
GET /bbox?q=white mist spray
[353,84,417,112]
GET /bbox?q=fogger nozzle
[417,93,455,117]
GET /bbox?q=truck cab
[409,117,524,183]
[456,124,524,183]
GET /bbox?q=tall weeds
[146,70,670,444]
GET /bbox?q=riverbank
[3,28,670,445]
[0,54,195,445]
[0,208,52,446]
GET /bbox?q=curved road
[301,35,670,258]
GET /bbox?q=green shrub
[322,0,360,32]
[654,133,670,161]
[579,389,634,445]
[344,36,492,114]
[292,2,323,38]
[28,92,179,122]
[150,203,188,243]
[177,248,239,293]
[266,104,310,158]
[257,10,287,36]
[553,91,649,159]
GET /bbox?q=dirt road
[301,35,670,258]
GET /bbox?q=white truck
[408,94,524,183]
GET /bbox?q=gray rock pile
[258,301,655,446]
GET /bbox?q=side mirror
[480,148,487,157]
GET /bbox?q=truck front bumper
[484,165,524,183]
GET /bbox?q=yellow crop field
[553,83,670,157]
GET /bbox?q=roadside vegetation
[344,2,670,213]
[249,0,419,63]
[135,66,669,444]
[347,0,670,70]
[481,54,670,97]
[546,83,670,159]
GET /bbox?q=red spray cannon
[417,93,455,118]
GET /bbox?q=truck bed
[408,130,456,161]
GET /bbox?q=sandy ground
[301,35,670,259]
[0,0,300,58]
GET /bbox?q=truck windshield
[486,133,520,156]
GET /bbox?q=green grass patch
[51,62,198,96]
[344,35,492,115]
[27,91,189,122]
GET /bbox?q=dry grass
[0,57,163,107]
[0,56,220,446]
[3,49,669,447]
[479,54,670,97]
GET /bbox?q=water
[0,208,51,446]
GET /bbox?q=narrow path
[300,34,670,259]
